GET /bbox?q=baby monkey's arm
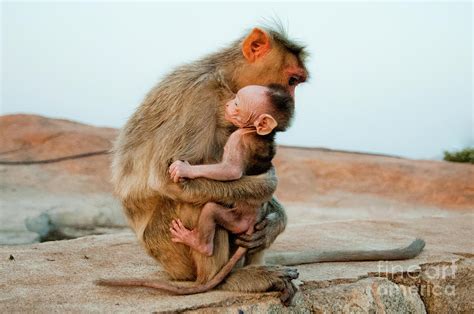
[169,132,245,182]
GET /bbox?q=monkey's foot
[219,265,299,306]
[169,219,213,256]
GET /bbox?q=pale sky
[2,1,472,159]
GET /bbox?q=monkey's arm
[180,162,243,181]
[162,166,277,205]
[169,136,245,182]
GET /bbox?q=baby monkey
[169,84,294,260]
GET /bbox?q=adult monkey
[106,25,425,304]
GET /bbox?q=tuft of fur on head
[266,84,295,132]
[259,17,310,67]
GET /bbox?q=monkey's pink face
[224,86,269,127]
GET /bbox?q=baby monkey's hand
[169,160,193,183]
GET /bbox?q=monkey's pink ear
[242,28,271,63]
[254,114,278,136]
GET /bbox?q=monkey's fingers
[170,167,178,181]
[237,228,265,242]
[254,219,269,231]
[169,160,182,173]
[170,228,184,237]
[172,172,181,183]
[176,219,185,229]
[272,267,299,306]
[171,219,180,230]
[170,160,181,166]
[171,218,186,231]
[171,164,182,177]
[280,278,298,306]
[235,235,265,251]
[170,223,185,240]
[170,226,178,236]
[248,245,267,255]
[169,168,175,180]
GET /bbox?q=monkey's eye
[288,76,299,86]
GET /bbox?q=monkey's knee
[201,202,227,221]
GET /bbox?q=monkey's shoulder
[242,133,276,176]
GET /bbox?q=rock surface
[0,114,473,312]
[1,218,472,312]
[0,114,122,243]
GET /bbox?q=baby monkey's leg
[170,202,229,256]
[215,202,257,235]
[170,219,209,255]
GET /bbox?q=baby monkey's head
[225,84,294,135]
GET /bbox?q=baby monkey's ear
[254,114,278,135]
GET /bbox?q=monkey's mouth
[288,85,296,98]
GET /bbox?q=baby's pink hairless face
[224,85,271,128]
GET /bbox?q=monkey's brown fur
[97,25,425,304]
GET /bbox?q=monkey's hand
[169,160,193,183]
[236,197,287,254]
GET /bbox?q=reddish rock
[0,114,116,190]
[273,147,474,210]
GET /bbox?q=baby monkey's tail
[95,247,247,295]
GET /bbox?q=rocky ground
[0,114,473,312]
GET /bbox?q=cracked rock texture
[419,258,474,313]
[0,114,473,312]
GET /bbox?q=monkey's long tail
[95,247,247,295]
[265,238,426,266]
